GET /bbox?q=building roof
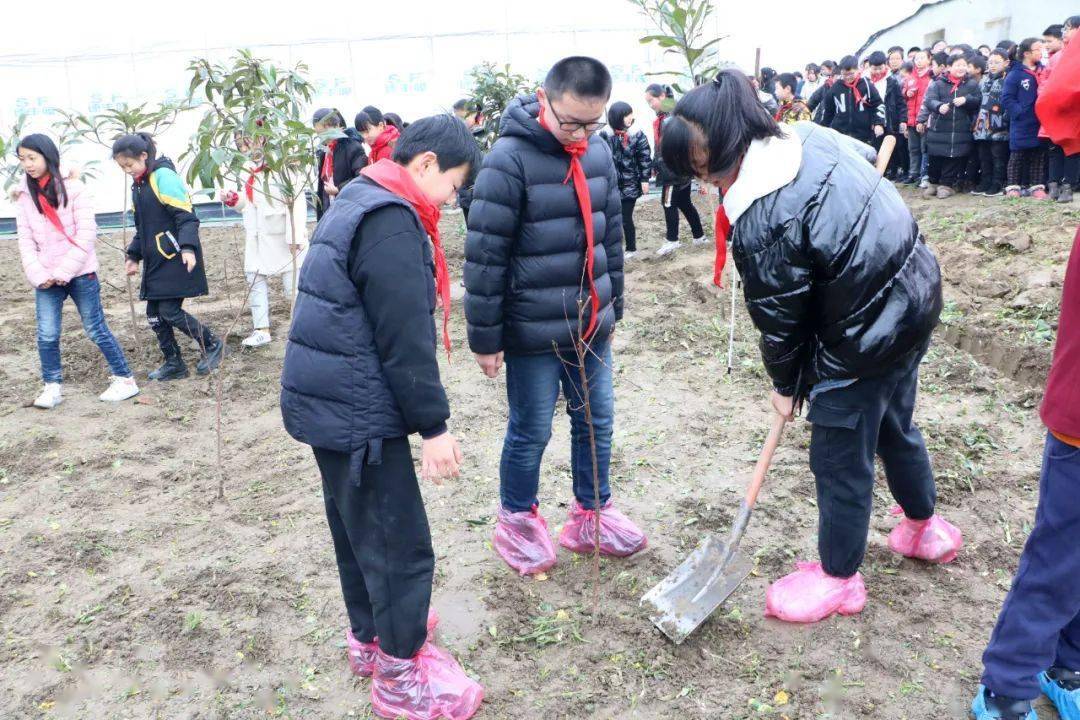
[856,0,957,56]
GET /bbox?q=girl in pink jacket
[15,134,138,409]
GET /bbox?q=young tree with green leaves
[464,62,533,150]
[631,0,726,92]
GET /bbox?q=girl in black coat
[602,101,652,258]
[114,133,223,380]
[659,70,959,625]
[645,84,705,256]
[918,55,983,198]
[313,108,368,220]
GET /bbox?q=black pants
[314,439,434,659]
[977,141,1010,194]
[807,349,937,578]
[621,197,638,252]
[965,146,981,188]
[876,132,907,176]
[1007,145,1049,189]
[1048,144,1080,187]
[145,298,215,357]
[927,155,965,188]
[662,184,704,242]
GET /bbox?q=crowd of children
[753,15,1080,202]
[8,23,1080,720]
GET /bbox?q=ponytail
[1010,37,1039,64]
[661,69,783,181]
[112,131,157,167]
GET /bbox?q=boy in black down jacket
[662,70,962,625]
[918,54,982,198]
[821,55,885,144]
[464,57,647,576]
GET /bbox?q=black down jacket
[919,74,982,159]
[464,93,624,356]
[603,129,652,200]
[731,123,942,398]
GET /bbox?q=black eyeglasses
[548,101,607,133]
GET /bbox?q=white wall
[867,0,1074,52]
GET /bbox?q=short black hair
[452,98,469,112]
[820,59,837,71]
[354,110,383,132]
[805,62,820,74]
[901,61,914,72]
[989,49,1009,62]
[1067,16,1080,30]
[932,51,950,66]
[839,55,859,71]
[968,54,986,72]
[544,56,612,101]
[391,113,482,184]
[867,50,888,66]
[606,101,634,131]
[362,106,385,125]
[907,46,921,54]
[977,44,991,52]
[888,45,905,55]
[1044,24,1064,39]
[775,72,799,94]
[662,70,783,181]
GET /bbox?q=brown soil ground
[0,187,1075,719]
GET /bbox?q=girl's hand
[124,259,140,276]
[38,280,55,290]
[182,251,197,273]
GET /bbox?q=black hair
[867,50,888,66]
[932,39,948,51]
[384,112,404,131]
[645,83,674,98]
[775,72,799,94]
[1044,24,1064,39]
[901,61,914,72]
[544,56,612,101]
[17,134,67,212]
[1011,37,1042,63]
[1067,16,1080,30]
[606,101,634,132]
[112,131,157,168]
[805,62,820,74]
[888,45,905,56]
[312,108,345,127]
[996,39,1014,49]
[362,105,385,125]
[661,69,783,181]
[977,44,991,52]
[820,59,837,71]
[907,46,921,54]
[354,111,374,131]
[452,98,469,112]
[390,113,483,185]
[932,51,950,66]
[989,49,1009,63]
[794,71,803,79]
[954,43,974,53]
[968,54,986,73]
[839,54,859,71]
[759,67,776,83]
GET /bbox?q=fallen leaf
[774,689,789,705]
[534,572,549,582]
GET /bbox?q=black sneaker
[148,354,189,382]
[196,339,226,376]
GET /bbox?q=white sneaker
[624,251,637,261]
[656,240,682,257]
[33,383,63,409]
[241,330,272,348]
[692,235,709,246]
[919,177,930,189]
[99,376,139,402]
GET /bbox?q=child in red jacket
[973,31,1080,720]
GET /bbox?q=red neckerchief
[320,140,337,184]
[614,129,630,148]
[245,165,267,202]
[653,111,667,150]
[916,66,931,79]
[774,101,793,122]
[35,173,80,249]
[360,159,451,357]
[369,125,401,164]
[870,68,888,83]
[135,169,149,185]
[539,102,601,340]
[844,74,866,107]
[946,73,965,90]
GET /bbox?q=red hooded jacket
[368,125,401,164]
[903,67,932,125]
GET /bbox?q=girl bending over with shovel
[660,70,962,624]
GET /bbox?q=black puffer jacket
[464,94,624,356]
[603,129,652,200]
[652,113,690,188]
[730,123,942,398]
[820,77,884,143]
[919,74,982,159]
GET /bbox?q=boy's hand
[475,352,504,378]
[421,432,463,485]
[899,122,907,134]
[182,251,197,273]
[771,391,795,422]
[873,125,884,138]
[641,182,650,195]
[938,104,950,115]
[325,178,339,197]
[916,122,926,133]
[952,97,966,106]
[124,259,140,276]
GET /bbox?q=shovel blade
[641,533,754,644]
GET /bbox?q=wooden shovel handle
[743,413,788,509]
[875,134,897,176]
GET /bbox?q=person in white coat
[223,139,308,347]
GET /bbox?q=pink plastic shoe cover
[558,500,648,557]
[493,505,557,575]
[764,561,867,623]
[888,506,963,563]
[371,643,484,720]
[347,607,441,678]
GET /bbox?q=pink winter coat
[15,176,99,288]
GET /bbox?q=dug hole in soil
[0,188,1076,719]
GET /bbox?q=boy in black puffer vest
[465,57,647,577]
[919,54,982,199]
[281,115,483,720]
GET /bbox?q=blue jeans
[500,342,614,513]
[981,433,1080,699]
[35,273,132,383]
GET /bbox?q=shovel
[642,413,787,644]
